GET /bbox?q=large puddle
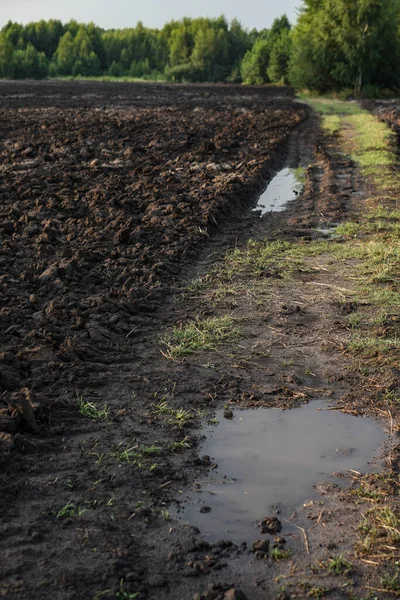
[177,401,386,543]
[253,167,304,214]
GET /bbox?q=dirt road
[1,82,399,600]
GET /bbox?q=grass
[55,502,85,519]
[116,579,140,599]
[347,336,400,356]
[169,436,191,452]
[356,499,400,563]
[113,443,162,465]
[154,400,206,428]
[161,315,239,358]
[270,547,290,560]
[381,571,400,593]
[299,583,330,598]
[218,239,317,279]
[78,397,110,420]
[327,555,353,575]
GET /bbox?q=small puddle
[178,401,386,543]
[253,167,304,214]
[315,224,339,237]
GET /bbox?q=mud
[0,82,396,600]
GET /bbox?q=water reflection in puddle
[315,224,339,237]
[178,401,386,543]
[253,167,304,214]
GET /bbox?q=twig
[126,325,140,338]
[159,480,172,489]
[282,517,310,554]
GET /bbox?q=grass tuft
[161,315,239,357]
[78,397,110,420]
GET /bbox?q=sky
[0,0,303,31]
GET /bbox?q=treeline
[0,0,400,94]
[0,16,291,85]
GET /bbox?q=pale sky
[0,0,302,31]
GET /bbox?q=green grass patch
[299,94,362,116]
[78,397,110,420]
[327,555,353,575]
[154,400,206,427]
[323,114,341,133]
[347,335,400,357]
[55,502,85,519]
[113,442,162,465]
[161,315,239,357]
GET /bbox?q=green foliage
[0,16,260,84]
[161,315,239,357]
[289,0,400,94]
[240,16,291,85]
[240,39,271,84]
[2,8,399,93]
[267,29,292,84]
[0,33,15,78]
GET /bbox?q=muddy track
[0,83,385,600]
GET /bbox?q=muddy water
[178,401,386,543]
[253,167,304,214]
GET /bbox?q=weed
[381,570,400,592]
[78,397,110,420]
[161,315,239,357]
[335,222,362,237]
[116,579,139,599]
[352,485,384,502]
[270,547,290,560]
[306,586,329,598]
[153,401,206,428]
[383,390,400,406]
[283,358,295,367]
[347,313,362,329]
[169,436,191,452]
[173,408,194,426]
[184,277,207,295]
[373,506,400,542]
[154,400,170,415]
[347,336,400,358]
[55,502,85,519]
[113,443,162,465]
[161,509,171,521]
[327,555,352,575]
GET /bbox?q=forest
[0,0,400,95]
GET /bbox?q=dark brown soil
[0,82,395,600]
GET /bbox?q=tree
[240,39,271,84]
[191,25,229,81]
[289,0,400,93]
[169,26,192,66]
[0,33,14,78]
[53,31,76,74]
[227,18,251,81]
[14,43,47,78]
[267,29,292,84]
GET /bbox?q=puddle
[177,401,386,543]
[315,224,338,237]
[253,167,304,214]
